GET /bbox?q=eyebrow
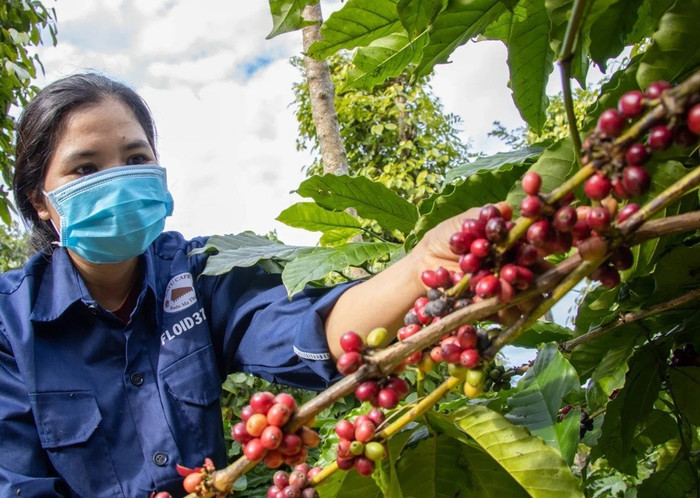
[62,140,153,162]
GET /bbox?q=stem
[618,165,700,235]
[557,0,587,154]
[484,257,606,358]
[542,163,596,205]
[561,288,700,352]
[308,461,339,487]
[377,376,462,439]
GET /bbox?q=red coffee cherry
[267,403,292,427]
[597,109,626,136]
[354,381,380,402]
[244,438,267,461]
[478,204,502,223]
[616,203,640,223]
[618,90,645,118]
[336,351,363,376]
[586,206,612,232]
[377,388,400,409]
[274,393,297,413]
[621,165,651,197]
[250,391,276,415]
[688,103,700,135]
[335,420,355,441]
[261,425,284,450]
[648,125,673,150]
[553,205,577,232]
[339,331,364,354]
[644,80,671,99]
[459,349,481,369]
[584,173,612,200]
[470,238,491,258]
[625,143,648,165]
[519,195,543,218]
[521,171,542,195]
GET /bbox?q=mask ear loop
[41,190,62,246]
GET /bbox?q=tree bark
[301,3,349,175]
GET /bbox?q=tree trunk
[301,3,349,175]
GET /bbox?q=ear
[28,190,51,221]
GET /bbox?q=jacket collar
[30,247,158,323]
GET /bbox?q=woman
[0,73,470,497]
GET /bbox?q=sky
[29,0,528,246]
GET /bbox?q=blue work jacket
[0,231,348,497]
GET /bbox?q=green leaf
[414,0,507,77]
[652,241,700,303]
[266,0,317,39]
[505,138,576,209]
[276,202,363,232]
[505,0,555,132]
[570,323,638,383]
[637,457,700,498]
[588,0,644,71]
[281,242,397,296]
[191,233,311,276]
[319,228,363,246]
[445,146,543,183]
[574,285,619,335]
[637,0,700,88]
[394,432,528,497]
[412,161,528,243]
[637,409,678,446]
[314,462,383,497]
[544,0,572,57]
[307,0,403,59]
[397,0,447,40]
[593,346,663,475]
[505,344,581,465]
[346,30,429,91]
[585,336,637,410]
[508,320,575,349]
[296,174,418,233]
[453,404,584,497]
[669,366,700,424]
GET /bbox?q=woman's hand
[324,207,481,359]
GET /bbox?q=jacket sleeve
[0,326,69,497]
[198,264,359,391]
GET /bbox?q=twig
[618,165,700,235]
[561,288,700,352]
[557,0,588,154]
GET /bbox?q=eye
[74,164,98,176]
[126,154,152,165]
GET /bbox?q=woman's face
[31,98,157,228]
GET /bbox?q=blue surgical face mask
[43,165,174,263]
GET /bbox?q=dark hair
[12,72,158,251]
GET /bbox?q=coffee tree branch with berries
[174,1,700,497]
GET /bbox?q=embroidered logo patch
[164,273,197,313]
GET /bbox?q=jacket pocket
[29,390,122,497]
[161,344,222,406]
[31,391,101,448]
[160,345,224,462]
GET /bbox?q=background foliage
[209,0,700,496]
[0,0,56,226]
